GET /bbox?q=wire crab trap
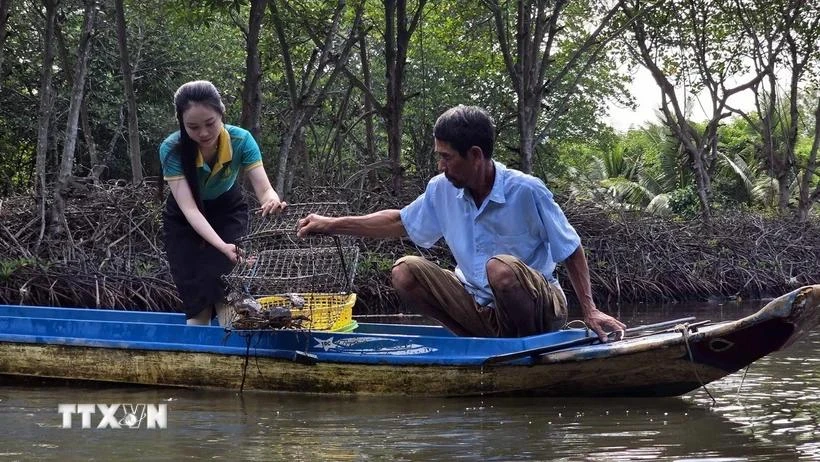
[243,201,351,241]
[224,246,359,296]
[223,202,359,332]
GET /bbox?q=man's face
[435,139,475,189]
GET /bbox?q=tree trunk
[50,0,96,237]
[635,49,715,219]
[384,0,402,193]
[664,105,714,220]
[758,66,792,214]
[114,0,142,183]
[287,125,305,194]
[486,0,568,173]
[56,15,98,179]
[0,0,10,89]
[239,0,266,141]
[34,0,59,251]
[789,4,820,220]
[35,0,58,195]
[781,69,801,214]
[726,1,806,215]
[691,148,712,220]
[81,102,98,168]
[384,99,403,193]
[514,0,548,173]
[384,0,426,193]
[275,113,302,194]
[621,0,783,221]
[268,0,294,193]
[485,0,623,173]
[517,102,538,173]
[329,85,354,184]
[358,22,376,183]
[797,97,820,222]
[270,0,362,193]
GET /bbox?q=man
[297,105,625,341]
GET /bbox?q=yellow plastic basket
[256,293,356,332]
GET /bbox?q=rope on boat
[676,323,717,405]
[226,329,267,393]
[227,327,316,393]
[539,318,721,403]
[239,334,252,392]
[736,365,751,397]
[234,329,267,393]
[563,319,592,338]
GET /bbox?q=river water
[1,301,818,461]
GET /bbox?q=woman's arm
[167,178,240,263]
[246,166,286,216]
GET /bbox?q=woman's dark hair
[433,105,496,158]
[173,80,226,211]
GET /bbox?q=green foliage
[0,1,47,194]
[0,258,35,280]
[667,186,701,219]
[358,252,395,274]
[555,122,687,215]
[0,0,817,227]
[536,1,633,147]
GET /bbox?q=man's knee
[486,255,518,291]
[391,256,424,291]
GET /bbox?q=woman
[159,80,285,326]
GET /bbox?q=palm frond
[600,177,655,206]
[645,193,671,216]
[717,152,755,198]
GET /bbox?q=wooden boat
[0,285,818,397]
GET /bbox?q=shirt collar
[487,161,507,204]
[458,160,507,204]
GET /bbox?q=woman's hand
[219,243,242,264]
[246,168,286,217]
[258,197,287,216]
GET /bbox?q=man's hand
[584,307,626,343]
[563,244,627,343]
[297,214,332,237]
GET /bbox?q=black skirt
[163,183,249,319]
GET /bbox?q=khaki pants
[393,255,567,337]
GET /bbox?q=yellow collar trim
[195,126,233,173]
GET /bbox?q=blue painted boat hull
[0,285,817,397]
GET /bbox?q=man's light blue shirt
[400,161,581,306]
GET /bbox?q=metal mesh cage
[243,202,351,241]
[223,246,359,295]
[224,202,359,297]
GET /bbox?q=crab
[226,290,310,330]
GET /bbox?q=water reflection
[1,300,818,461]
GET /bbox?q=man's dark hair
[433,105,496,158]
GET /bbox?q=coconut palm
[568,123,690,215]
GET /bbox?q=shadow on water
[1,299,818,461]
